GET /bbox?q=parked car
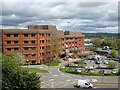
[75,80,93,88]
[83,68,91,73]
[94,60,101,64]
[113,58,120,63]
[104,54,113,58]
[111,69,120,74]
[72,68,84,72]
[104,60,109,65]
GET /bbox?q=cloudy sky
[1,0,119,33]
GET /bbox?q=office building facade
[2,25,84,64]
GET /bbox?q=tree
[102,40,113,47]
[92,38,101,48]
[51,38,61,60]
[2,54,41,90]
[107,62,116,69]
[110,49,117,58]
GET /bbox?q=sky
[1,0,119,33]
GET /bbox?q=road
[24,63,119,88]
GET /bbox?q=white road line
[49,79,55,81]
[53,75,58,76]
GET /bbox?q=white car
[104,60,109,65]
[111,69,120,74]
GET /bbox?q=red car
[83,68,91,73]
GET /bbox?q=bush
[107,62,116,69]
[2,54,41,90]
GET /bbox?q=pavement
[23,58,120,88]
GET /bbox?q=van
[76,80,93,88]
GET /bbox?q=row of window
[6,41,36,44]
[6,33,51,37]
[6,48,19,51]
[66,37,78,40]
[40,46,51,50]
[24,54,36,57]
[6,40,51,44]
[40,52,51,56]
[6,47,36,51]
[6,46,51,51]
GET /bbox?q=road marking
[49,79,54,81]
[92,79,98,82]
[54,81,65,87]
[67,80,71,82]
[53,75,58,77]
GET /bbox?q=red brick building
[2,25,84,64]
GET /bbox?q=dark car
[113,57,120,63]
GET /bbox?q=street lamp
[100,69,104,83]
[26,60,29,68]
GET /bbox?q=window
[70,38,73,40]
[41,40,44,43]
[47,40,50,43]
[31,34,35,37]
[31,47,36,50]
[24,34,28,37]
[46,46,50,49]
[14,41,18,44]
[42,25,48,29]
[24,47,28,50]
[42,52,45,56]
[46,52,50,55]
[7,48,11,51]
[24,54,28,57]
[47,34,50,36]
[14,48,19,51]
[14,34,18,37]
[6,34,10,37]
[62,38,64,41]
[32,54,36,57]
[41,34,44,37]
[7,41,11,44]
[31,41,35,43]
[42,46,45,49]
[42,59,45,62]
[24,41,28,44]
[66,38,69,40]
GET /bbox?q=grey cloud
[1,1,118,33]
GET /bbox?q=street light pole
[26,60,29,68]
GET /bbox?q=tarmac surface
[23,59,120,89]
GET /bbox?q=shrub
[107,62,116,69]
[2,54,41,90]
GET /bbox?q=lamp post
[26,60,29,68]
[100,69,104,83]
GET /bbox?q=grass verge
[22,68,49,73]
[45,60,60,66]
[60,67,120,76]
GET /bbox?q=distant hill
[82,33,119,38]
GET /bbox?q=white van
[76,80,93,88]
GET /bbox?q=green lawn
[46,60,60,66]
[23,68,49,73]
